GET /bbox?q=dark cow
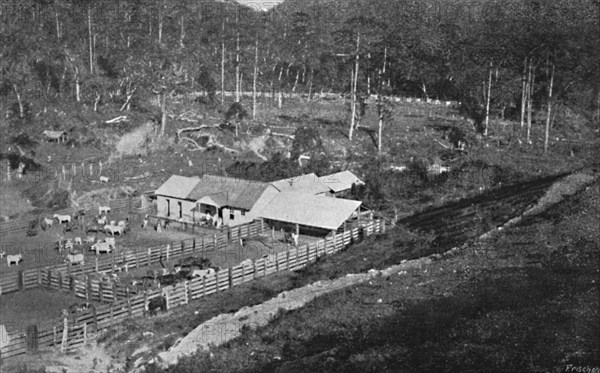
[147,296,167,316]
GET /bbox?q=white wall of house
[222,207,254,227]
[156,196,197,222]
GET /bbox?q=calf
[98,205,111,215]
[65,253,84,265]
[7,254,22,266]
[99,176,110,183]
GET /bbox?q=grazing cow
[7,254,22,266]
[98,206,111,215]
[65,253,84,264]
[188,268,215,278]
[84,236,95,244]
[91,242,113,254]
[99,176,109,183]
[97,216,107,225]
[0,251,5,258]
[110,220,116,226]
[104,237,116,246]
[104,225,124,236]
[147,296,167,316]
[53,214,71,224]
[74,237,82,245]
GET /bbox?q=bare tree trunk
[484,61,493,136]
[349,32,360,141]
[221,18,225,104]
[235,31,240,102]
[158,1,163,44]
[88,5,93,74]
[179,15,185,49]
[160,93,167,136]
[307,68,313,101]
[544,62,555,153]
[292,70,300,93]
[526,63,535,144]
[13,85,24,118]
[55,8,61,39]
[75,68,81,102]
[520,57,527,129]
[253,38,258,119]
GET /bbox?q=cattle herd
[3,205,131,268]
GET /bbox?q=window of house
[241,210,246,216]
[166,199,171,217]
[230,211,235,220]
[178,201,183,218]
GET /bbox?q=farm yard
[1,0,599,371]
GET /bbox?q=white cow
[74,237,82,245]
[104,237,116,246]
[189,268,215,278]
[53,214,71,223]
[99,206,111,215]
[104,225,124,236]
[65,253,84,264]
[91,242,113,255]
[7,254,23,266]
[84,236,95,244]
[99,176,110,183]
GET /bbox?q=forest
[1,0,598,139]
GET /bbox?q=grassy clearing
[151,181,600,373]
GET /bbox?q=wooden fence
[0,219,263,297]
[0,220,382,359]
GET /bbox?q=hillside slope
[151,179,599,373]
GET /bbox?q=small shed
[42,130,68,143]
[318,170,364,197]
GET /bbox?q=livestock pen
[0,219,383,360]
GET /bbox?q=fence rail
[0,219,382,359]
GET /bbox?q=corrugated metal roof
[154,175,201,199]
[188,175,271,210]
[254,192,361,230]
[271,173,333,194]
[318,170,364,193]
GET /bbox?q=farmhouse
[154,175,278,227]
[253,192,363,237]
[41,130,68,143]
[318,170,364,197]
[270,173,334,196]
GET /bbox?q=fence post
[60,317,68,353]
[127,288,132,316]
[306,244,310,264]
[95,257,98,272]
[147,247,151,265]
[99,281,104,303]
[193,238,196,253]
[166,244,170,262]
[202,236,205,255]
[213,234,217,249]
[86,275,91,302]
[381,219,386,233]
[112,282,117,302]
[18,270,24,290]
[228,267,233,289]
[83,323,87,345]
[57,271,63,291]
[286,251,290,271]
[184,281,189,304]
[47,268,51,287]
[37,268,42,286]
